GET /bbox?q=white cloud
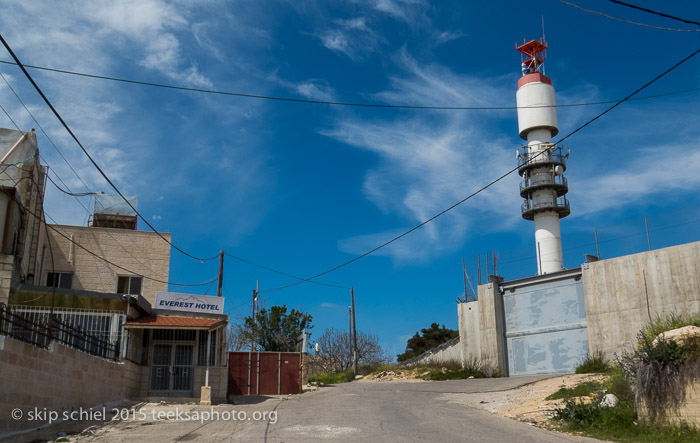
[318,17,383,60]
[571,141,700,215]
[323,52,521,262]
[296,79,337,101]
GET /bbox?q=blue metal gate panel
[504,276,589,376]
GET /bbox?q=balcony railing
[521,197,570,221]
[517,144,567,176]
[519,174,568,197]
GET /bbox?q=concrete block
[199,386,212,405]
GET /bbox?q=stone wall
[582,241,700,359]
[47,225,171,306]
[0,336,127,435]
[0,255,14,305]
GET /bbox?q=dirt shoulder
[442,373,605,425]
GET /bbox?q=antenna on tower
[541,16,547,75]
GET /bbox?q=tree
[312,327,388,373]
[397,322,458,362]
[227,322,248,351]
[242,305,313,352]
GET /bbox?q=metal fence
[0,304,121,360]
[463,203,700,291]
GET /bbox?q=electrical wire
[19,193,219,287]
[260,46,700,294]
[0,60,699,110]
[0,34,218,263]
[0,71,95,200]
[45,172,94,197]
[558,0,700,32]
[223,251,349,289]
[608,0,700,27]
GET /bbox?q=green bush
[575,352,611,374]
[639,313,700,346]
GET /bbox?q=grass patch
[554,397,700,442]
[545,381,602,401]
[575,352,611,374]
[308,368,355,385]
[427,368,483,381]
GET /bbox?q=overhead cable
[558,0,700,32]
[608,0,700,27]
[0,60,698,110]
[261,46,700,293]
[0,34,218,263]
[224,251,349,289]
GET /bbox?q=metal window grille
[0,304,122,360]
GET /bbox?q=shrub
[618,315,700,422]
[575,352,611,374]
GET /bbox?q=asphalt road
[11,377,600,442]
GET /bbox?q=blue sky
[0,0,699,358]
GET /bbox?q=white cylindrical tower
[515,39,570,274]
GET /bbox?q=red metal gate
[228,351,301,396]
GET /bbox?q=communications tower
[515,39,570,274]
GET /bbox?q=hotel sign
[155,291,224,314]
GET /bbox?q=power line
[19,191,218,287]
[260,46,700,294]
[608,0,700,27]
[0,34,218,263]
[0,71,95,200]
[0,60,699,110]
[223,251,349,289]
[559,0,700,32]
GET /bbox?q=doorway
[149,342,195,396]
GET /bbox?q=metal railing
[518,144,567,175]
[0,303,51,348]
[521,197,570,220]
[0,303,121,360]
[519,174,568,196]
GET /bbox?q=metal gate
[228,352,301,396]
[503,272,589,376]
[150,343,194,396]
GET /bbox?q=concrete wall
[193,367,228,402]
[476,281,506,372]
[402,337,462,367]
[0,335,127,435]
[458,301,481,364]
[0,255,14,305]
[47,225,171,306]
[582,241,700,358]
[0,128,46,305]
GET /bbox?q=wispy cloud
[323,51,520,262]
[571,141,700,215]
[318,17,383,60]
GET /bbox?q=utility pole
[250,282,258,352]
[351,287,358,375]
[348,306,353,369]
[217,250,224,297]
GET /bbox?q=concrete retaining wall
[402,337,462,367]
[0,336,127,434]
[582,241,700,359]
[639,381,700,428]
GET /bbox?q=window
[46,272,73,289]
[117,276,142,295]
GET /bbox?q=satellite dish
[314,343,320,353]
[554,165,564,176]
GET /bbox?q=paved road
[11,377,599,442]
